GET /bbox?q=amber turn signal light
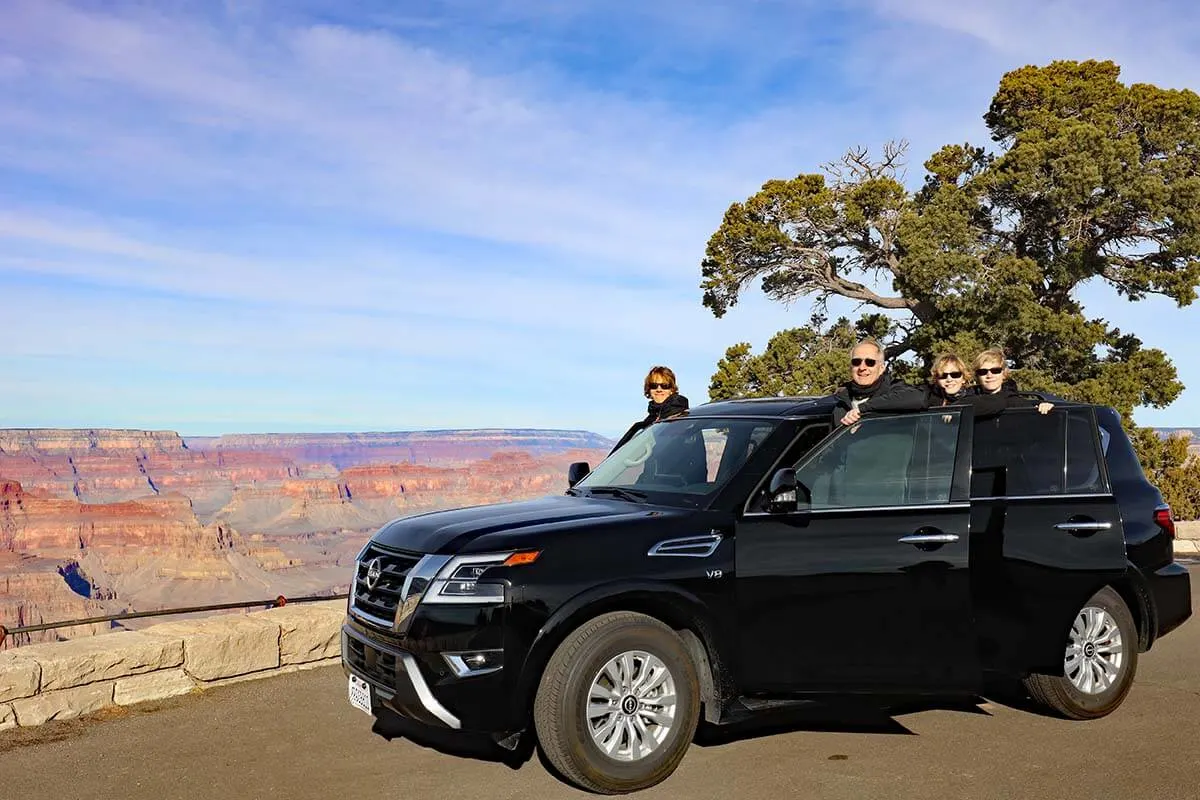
[503,551,541,566]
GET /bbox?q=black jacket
[834,375,1042,425]
[611,393,690,454]
[965,379,1040,419]
[832,372,925,424]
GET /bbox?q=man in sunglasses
[834,339,925,426]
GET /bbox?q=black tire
[1022,586,1139,720]
[533,611,700,794]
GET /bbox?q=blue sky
[1,0,1199,437]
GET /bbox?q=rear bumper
[1148,562,1192,642]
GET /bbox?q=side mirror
[567,462,591,488]
[765,468,808,514]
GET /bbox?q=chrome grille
[350,545,422,628]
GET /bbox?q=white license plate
[348,674,373,715]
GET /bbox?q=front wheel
[1023,586,1138,720]
[533,611,700,794]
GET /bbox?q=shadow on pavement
[978,677,1061,718]
[369,707,535,770]
[695,695,997,748]
[368,691,1039,767]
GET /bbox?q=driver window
[796,412,960,510]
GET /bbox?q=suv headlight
[424,551,540,604]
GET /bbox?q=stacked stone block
[0,600,345,730]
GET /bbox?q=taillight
[1155,504,1176,539]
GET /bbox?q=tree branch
[884,337,911,360]
[827,274,915,310]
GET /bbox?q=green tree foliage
[1134,431,1200,520]
[708,313,912,400]
[701,60,1200,513]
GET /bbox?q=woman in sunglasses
[970,348,1054,416]
[864,351,971,416]
[926,353,969,406]
[610,366,690,453]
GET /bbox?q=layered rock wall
[0,427,611,649]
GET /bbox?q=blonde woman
[970,348,1054,416]
[926,353,969,406]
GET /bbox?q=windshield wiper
[586,486,649,503]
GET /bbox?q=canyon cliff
[0,428,611,648]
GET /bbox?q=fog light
[443,649,504,677]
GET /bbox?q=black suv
[341,396,1191,794]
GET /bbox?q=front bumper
[343,624,463,728]
[341,611,518,733]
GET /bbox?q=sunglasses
[937,371,963,380]
[850,358,878,367]
[648,382,674,390]
[976,366,1004,376]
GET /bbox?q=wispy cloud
[1,0,1198,433]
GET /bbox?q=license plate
[348,674,373,715]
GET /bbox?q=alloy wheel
[1065,605,1124,694]
[586,650,677,762]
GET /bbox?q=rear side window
[1065,411,1105,493]
[971,408,1107,498]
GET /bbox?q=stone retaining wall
[0,600,346,730]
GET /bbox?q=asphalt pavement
[3,568,1199,800]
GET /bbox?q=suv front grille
[351,545,422,628]
[343,633,397,687]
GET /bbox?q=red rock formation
[0,427,615,648]
[0,554,109,649]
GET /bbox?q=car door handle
[898,533,960,545]
[1054,521,1112,532]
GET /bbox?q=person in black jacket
[610,365,690,453]
[835,339,926,425]
[970,348,1054,417]
[924,353,969,407]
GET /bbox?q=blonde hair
[973,347,1008,373]
[930,353,967,380]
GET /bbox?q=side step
[715,695,818,725]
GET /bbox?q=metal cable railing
[0,592,348,648]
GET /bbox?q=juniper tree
[701,60,1200,507]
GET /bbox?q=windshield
[576,417,779,506]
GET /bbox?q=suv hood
[371,494,684,555]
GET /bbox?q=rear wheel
[1023,586,1138,720]
[533,611,700,794]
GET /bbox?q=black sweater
[831,373,926,423]
[850,378,1041,420]
[611,393,690,453]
